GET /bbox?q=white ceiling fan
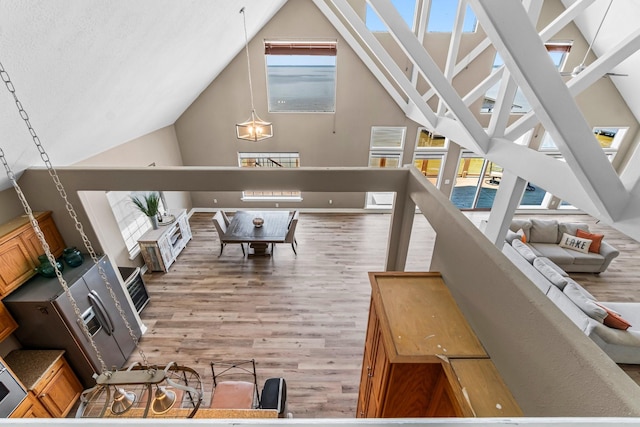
[561,0,628,78]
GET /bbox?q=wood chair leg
[219,243,225,257]
[291,243,297,255]
[240,243,245,256]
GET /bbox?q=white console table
[138,209,192,272]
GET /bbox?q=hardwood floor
[131,211,640,418]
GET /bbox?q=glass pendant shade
[236,110,273,142]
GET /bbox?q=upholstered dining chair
[221,210,231,227]
[212,211,245,257]
[281,210,299,255]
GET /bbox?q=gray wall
[14,165,640,417]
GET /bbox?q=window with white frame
[366,127,405,208]
[366,0,417,32]
[427,0,477,33]
[414,128,448,186]
[239,152,301,200]
[265,41,337,113]
[540,127,625,161]
[106,191,165,257]
[482,43,571,114]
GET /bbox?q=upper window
[239,152,301,200]
[416,128,447,149]
[370,126,406,150]
[427,0,477,33]
[366,0,417,32]
[482,43,571,114]
[265,41,337,113]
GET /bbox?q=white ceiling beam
[330,0,439,128]
[506,25,640,141]
[436,0,467,116]
[424,0,595,105]
[410,0,430,86]
[368,0,489,154]
[471,0,628,221]
[311,0,410,115]
[487,0,543,139]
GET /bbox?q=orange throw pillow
[576,229,604,253]
[596,303,631,330]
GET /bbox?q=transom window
[265,41,337,113]
[366,0,417,32]
[427,0,477,33]
[482,43,571,114]
[238,152,301,200]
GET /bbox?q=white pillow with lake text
[558,232,592,254]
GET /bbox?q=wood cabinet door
[20,216,66,260]
[10,394,51,418]
[0,237,35,296]
[0,302,18,341]
[37,360,82,418]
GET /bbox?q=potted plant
[131,192,161,229]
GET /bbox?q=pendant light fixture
[0,61,203,418]
[236,7,273,142]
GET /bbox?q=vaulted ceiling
[2,0,640,238]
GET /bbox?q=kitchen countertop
[3,349,65,390]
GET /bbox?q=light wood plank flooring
[131,211,640,418]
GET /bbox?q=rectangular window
[366,126,405,209]
[416,129,447,149]
[366,0,417,32]
[413,155,443,185]
[370,126,406,150]
[265,41,337,113]
[427,0,477,33]
[482,43,571,114]
[239,152,301,200]
[106,191,166,257]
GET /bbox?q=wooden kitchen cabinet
[10,393,51,418]
[0,211,65,297]
[4,350,82,418]
[32,356,83,417]
[0,301,18,341]
[357,272,522,418]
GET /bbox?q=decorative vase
[63,247,84,267]
[150,215,159,230]
[36,254,64,278]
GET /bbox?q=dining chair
[280,210,299,255]
[212,211,245,257]
[221,211,231,227]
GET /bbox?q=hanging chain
[0,60,148,368]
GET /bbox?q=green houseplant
[131,192,161,229]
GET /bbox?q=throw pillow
[558,222,590,241]
[512,239,537,263]
[533,257,568,290]
[516,228,527,243]
[576,229,604,254]
[563,282,607,323]
[595,303,631,330]
[558,232,592,254]
[530,219,559,243]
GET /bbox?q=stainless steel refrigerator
[4,255,141,388]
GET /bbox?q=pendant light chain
[240,7,256,115]
[0,60,148,369]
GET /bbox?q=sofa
[505,218,619,273]
[503,242,640,364]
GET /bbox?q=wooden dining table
[222,211,291,257]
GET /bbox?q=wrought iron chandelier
[0,62,203,418]
[236,7,273,142]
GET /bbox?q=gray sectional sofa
[506,218,619,273]
[503,240,640,364]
